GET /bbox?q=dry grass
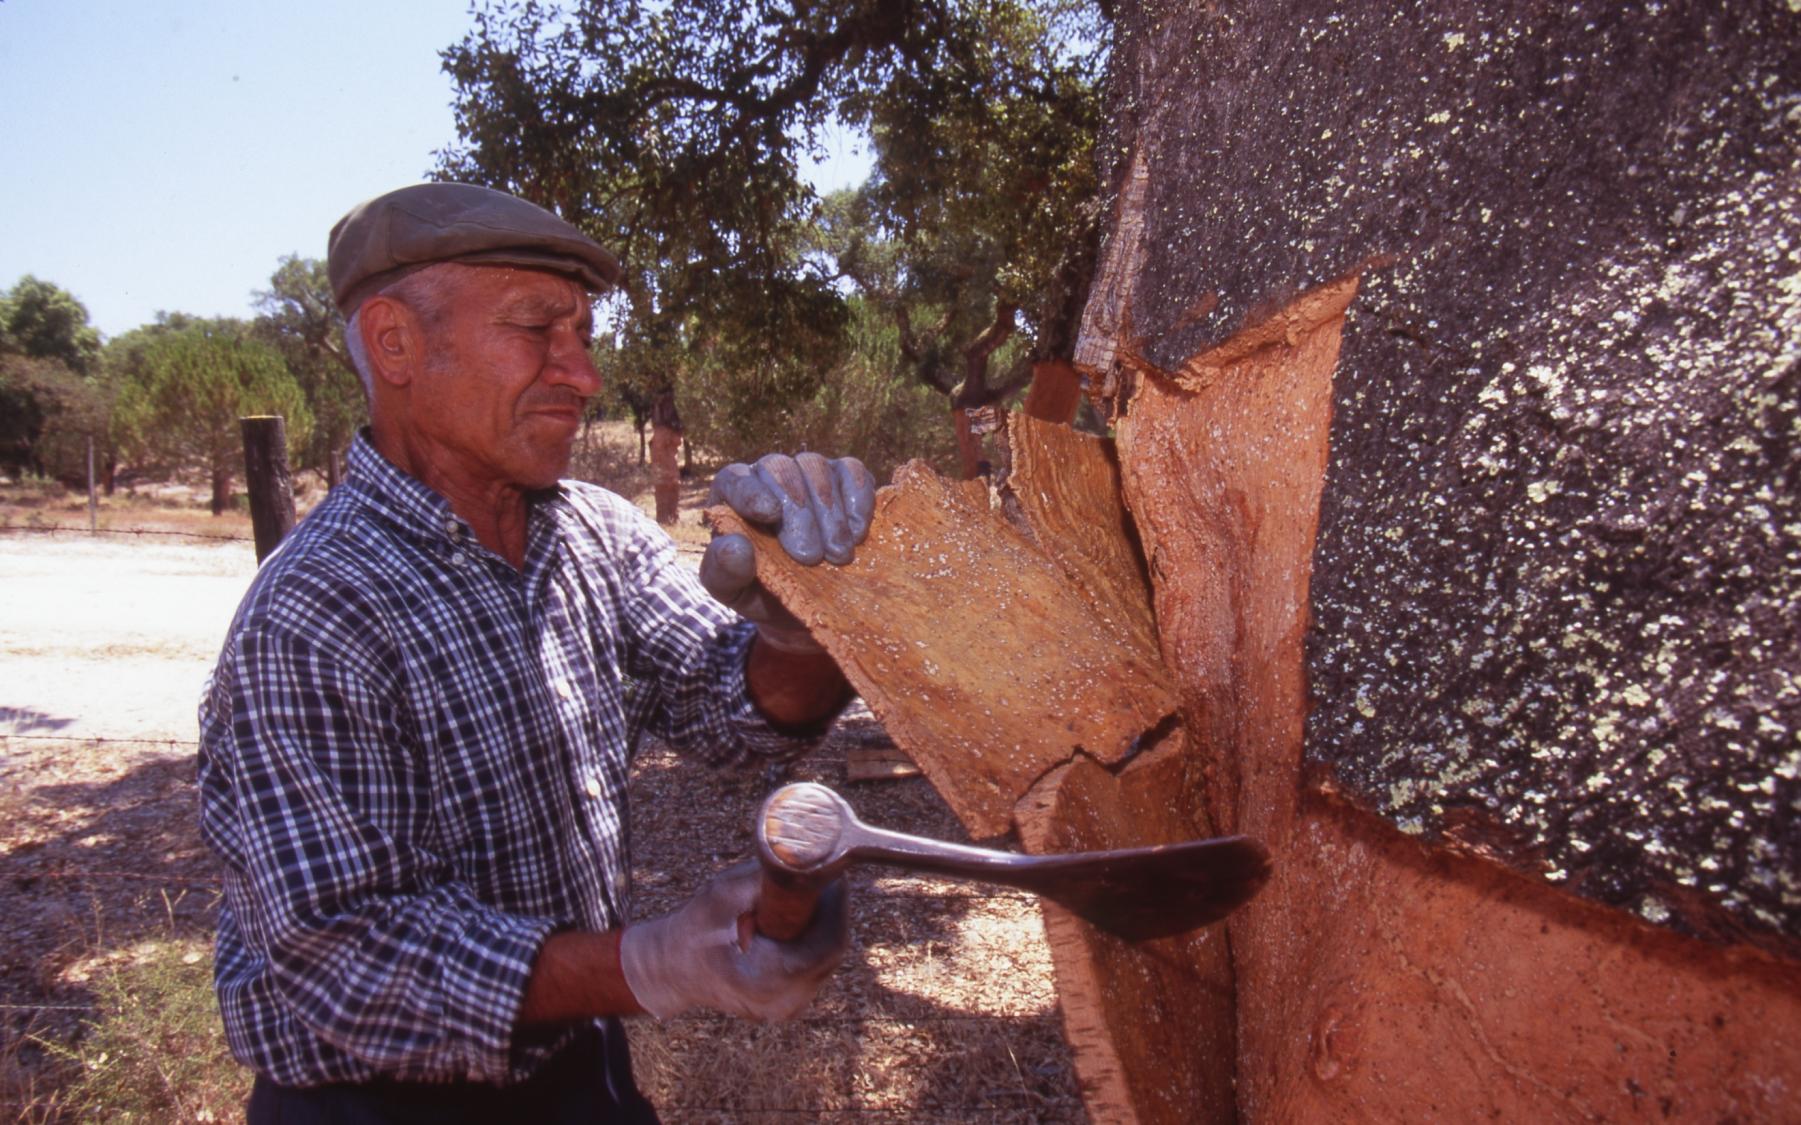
[624,724,1083,1122]
[24,937,251,1124]
[0,427,1086,1123]
[0,475,259,543]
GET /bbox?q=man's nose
[546,328,602,395]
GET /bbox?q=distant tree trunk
[650,389,684,524]
[951,407,983,479]
[210,460,232,516]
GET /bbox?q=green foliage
[35,940,250,1124]
[0,355,111,482]
[438,0,1105,468]
[795,301,964,481]
[676,297,957,480]
[0,361,52,477]
[253,255,366,484]
[112,320,313,513]
[823,1,1104,407]
[0,277,112,480]
[0,275,102,375]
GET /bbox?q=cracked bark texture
[1064,0,1801,1119]
[1088,0,1801,956]
[718,2,1801,1118]
[707,448,1177,840]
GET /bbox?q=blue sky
[0,1,868,339]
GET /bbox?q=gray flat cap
[327,182,622,314]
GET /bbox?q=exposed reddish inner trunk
[1110,275,1801,1123]
[711,272,1801,1123]
[650,422,681,525]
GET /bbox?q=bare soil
[0,461,1084,1122]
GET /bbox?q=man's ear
[358,296,422,388]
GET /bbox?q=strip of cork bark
[1016,736,1239,1125]
[1113,274,1358,839]
[707,459,1177,839]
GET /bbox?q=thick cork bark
[1111,275,1801,1121]
[707,448,1176,839]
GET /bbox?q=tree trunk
[1022,358,1084,425]
[951,407,983,479]
[650,423,681,524]
[210,462,232,516]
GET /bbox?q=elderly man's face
[406,266,599,492]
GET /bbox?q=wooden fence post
[241,415,296,563]
[85,435,97,533]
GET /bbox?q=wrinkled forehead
[492,272,594,319]
[439,263,597,325]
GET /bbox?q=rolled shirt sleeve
[566,483,827,767]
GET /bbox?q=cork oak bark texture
[722,1,1801,1120]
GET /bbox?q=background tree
[1,275,102,375]
[111,319,312,514]
[252,255,366,488]
[437,0,1105,477]
[819,7,1104,470]
[0,276,112,482]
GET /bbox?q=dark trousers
[246,1019,658,1124]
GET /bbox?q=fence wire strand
[1,733,194,749]
[0,523,251,543]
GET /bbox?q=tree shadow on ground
[0,707,77,735]
[0,747,220,1114]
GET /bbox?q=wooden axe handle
[752,782,848,943]
[755,868,826,942]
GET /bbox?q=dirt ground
[0,486,1084,1121]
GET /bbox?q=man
[197,182,873,1122]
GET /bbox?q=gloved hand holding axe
[523,452,871,1029]
[620,451,875,1021]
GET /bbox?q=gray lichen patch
[1087,0,1801,954]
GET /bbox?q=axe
[752,782,1271,943]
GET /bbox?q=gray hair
[342,262,467,397]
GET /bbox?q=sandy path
[0,533,257,746]
[0,525,1085,1121]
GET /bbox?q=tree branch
[960,301,1017,401]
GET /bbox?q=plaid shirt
[197,434,813,1087]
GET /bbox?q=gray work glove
[619,860,850,1021]
[702,452,877,654]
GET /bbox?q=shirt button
[584,774,603,799]
[443,517,461,541]
[555,679,573,700]
[448,552,466,568]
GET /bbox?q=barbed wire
[0,732,194,750]
[0,523,251,543]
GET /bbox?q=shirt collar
[342,430,569,555]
